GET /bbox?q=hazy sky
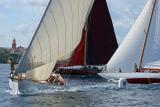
[0,0,147,47]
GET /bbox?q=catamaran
[98,0,160,84]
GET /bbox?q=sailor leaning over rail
[33,72,65,85]
[46,73,65,85]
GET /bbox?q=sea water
[0,64,160,107]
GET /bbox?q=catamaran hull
[98,73,160,84]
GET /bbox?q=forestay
[104,0,156,73]
[16,0,94,81]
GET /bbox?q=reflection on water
[1,64,160,107]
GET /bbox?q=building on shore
[10,38,25,54]
[0,38,26,63]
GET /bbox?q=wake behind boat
[98,0,160,84]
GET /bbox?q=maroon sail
[86,0,118,65]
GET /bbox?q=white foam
[5,90,21,96]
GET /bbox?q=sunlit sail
[16,0,94,81]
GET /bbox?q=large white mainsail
[16,0,94,81]
[141,0,160,70]
[102,0,156,73]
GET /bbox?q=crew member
[47,73,65,85]
[8,57,16,77]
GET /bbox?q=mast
[84,25,87,66]
[84,11,92,66]
[138,0,157,69]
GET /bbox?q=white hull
[98,72,160,84]
[9,79,63,94]
[98,72,160,79]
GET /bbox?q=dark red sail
[54,28,86,69]
[86,0,118,65]
[69,28,86,66]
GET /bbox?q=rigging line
[139,0,157,69]
[49,6,60,58]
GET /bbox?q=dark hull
[127,78,160,84]
[55,69,101,75]
[58,70,99,75]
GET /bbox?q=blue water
[0,64,160,107]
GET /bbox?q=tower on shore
[11,38,17,53]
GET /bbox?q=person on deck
[8,57,16,76]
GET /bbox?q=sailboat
[9,0,97,94]
[98,0,160,84]
[54,0,118,75]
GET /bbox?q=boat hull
[9,79,53,94]
[56,69,101,75]
[98,73,160,84]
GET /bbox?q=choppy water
[0,64,160,107]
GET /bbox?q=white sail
[141,0,160,69]
[103,0,156,73]
[25,62,55,81]
[16,0,94,81]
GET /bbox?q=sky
[0,0,147,47]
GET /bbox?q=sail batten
[16,0,94,80]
